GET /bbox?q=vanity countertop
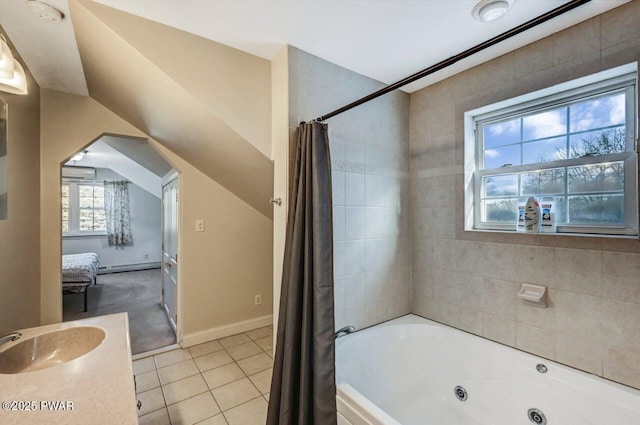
[0,313,138,425]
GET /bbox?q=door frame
[161,170,183,345]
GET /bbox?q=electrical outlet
[195,219,205,232]
[254,294,262,306]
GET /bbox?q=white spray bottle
[524,196,540,233]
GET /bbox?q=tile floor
[133,326,273,425]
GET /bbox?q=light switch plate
[195,219,205,232]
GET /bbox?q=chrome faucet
[335,325,356,339]
[0,332,22,346]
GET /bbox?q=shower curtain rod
[313,0,592,122]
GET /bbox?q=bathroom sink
[0,326,106,374]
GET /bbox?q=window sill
[63,233,107,239]
[464,227,638,239]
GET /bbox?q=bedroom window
[62,182,106,236]
[464,63,638,236]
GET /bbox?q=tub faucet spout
[0,332,21,347]
[335,326,356,339]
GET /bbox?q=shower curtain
[266,122,337,425]
[103,181,132,246]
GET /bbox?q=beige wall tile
[408,1,640,389]
[554,248,602,296]
[555,333,603,376]
[554,291,602,341]
[516,323,555,360]
[481,278,519,320]
[602,298,640,354]
[602,251,640,304]
[603,348,640,390]
[483,314,516,346]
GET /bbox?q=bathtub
[335,314,640,425]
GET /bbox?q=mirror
[0,98,6,220]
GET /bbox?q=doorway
[61,134,179,355]
[162,176,179,333]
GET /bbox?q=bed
[62,253,100,312]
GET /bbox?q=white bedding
[62,252,100,283]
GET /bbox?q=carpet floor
[63,268,176,355]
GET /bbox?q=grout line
[137,328,273,424]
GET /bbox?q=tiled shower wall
[410,2,640,389]
[288,47,411,331]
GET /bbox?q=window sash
[470,69,637,235]
[62,182,107,236]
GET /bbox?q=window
[62,182,106,236]
[464,63,638,236]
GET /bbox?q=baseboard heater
[98,262,161,274]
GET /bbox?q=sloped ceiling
[65,137,165,198]
[101,135,173,177]
[69,0,274,218]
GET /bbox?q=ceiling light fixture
[71,151,88,162]
[472,0,515,23]
[0,39,15,79]
[0,35,27,95]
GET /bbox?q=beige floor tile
[158,359,200,385]
[155,349,193,368]
[237,353,273,376]
[254,336,273,353]
[138,407,171,425]
[225,341,263,361]
[137,387,166,417]
[189,340,224,358]
[263,393,269,402]
[167,392,220,425]
[223,397,268,425]
[194,350,234,372]
[211,378,261,411]
[246,327,272,341]
[196,413,228,425]
[249,368,272,394]
[202,363,246,389]
[219,333,251,348]
[133,357,157,375]
[162,374,209,406]
[136,369,161,394]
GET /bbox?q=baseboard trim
[98,262,161,274]
[181,315,273,348]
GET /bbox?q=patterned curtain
[103,181,133,246]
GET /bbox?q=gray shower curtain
[266,122,337,425]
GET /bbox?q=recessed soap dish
[518,283,547,308]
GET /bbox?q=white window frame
[464,63,638,237]
[62,181,107,237]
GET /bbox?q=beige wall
[288,47,411,331]
[69,0,273,218]
[410,1,640,389]
[0,36,40,334]
[40,90,273,340]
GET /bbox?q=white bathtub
[335,314,640,425]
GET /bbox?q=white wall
[62,168,162,270]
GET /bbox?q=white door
[162,178,179,334]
